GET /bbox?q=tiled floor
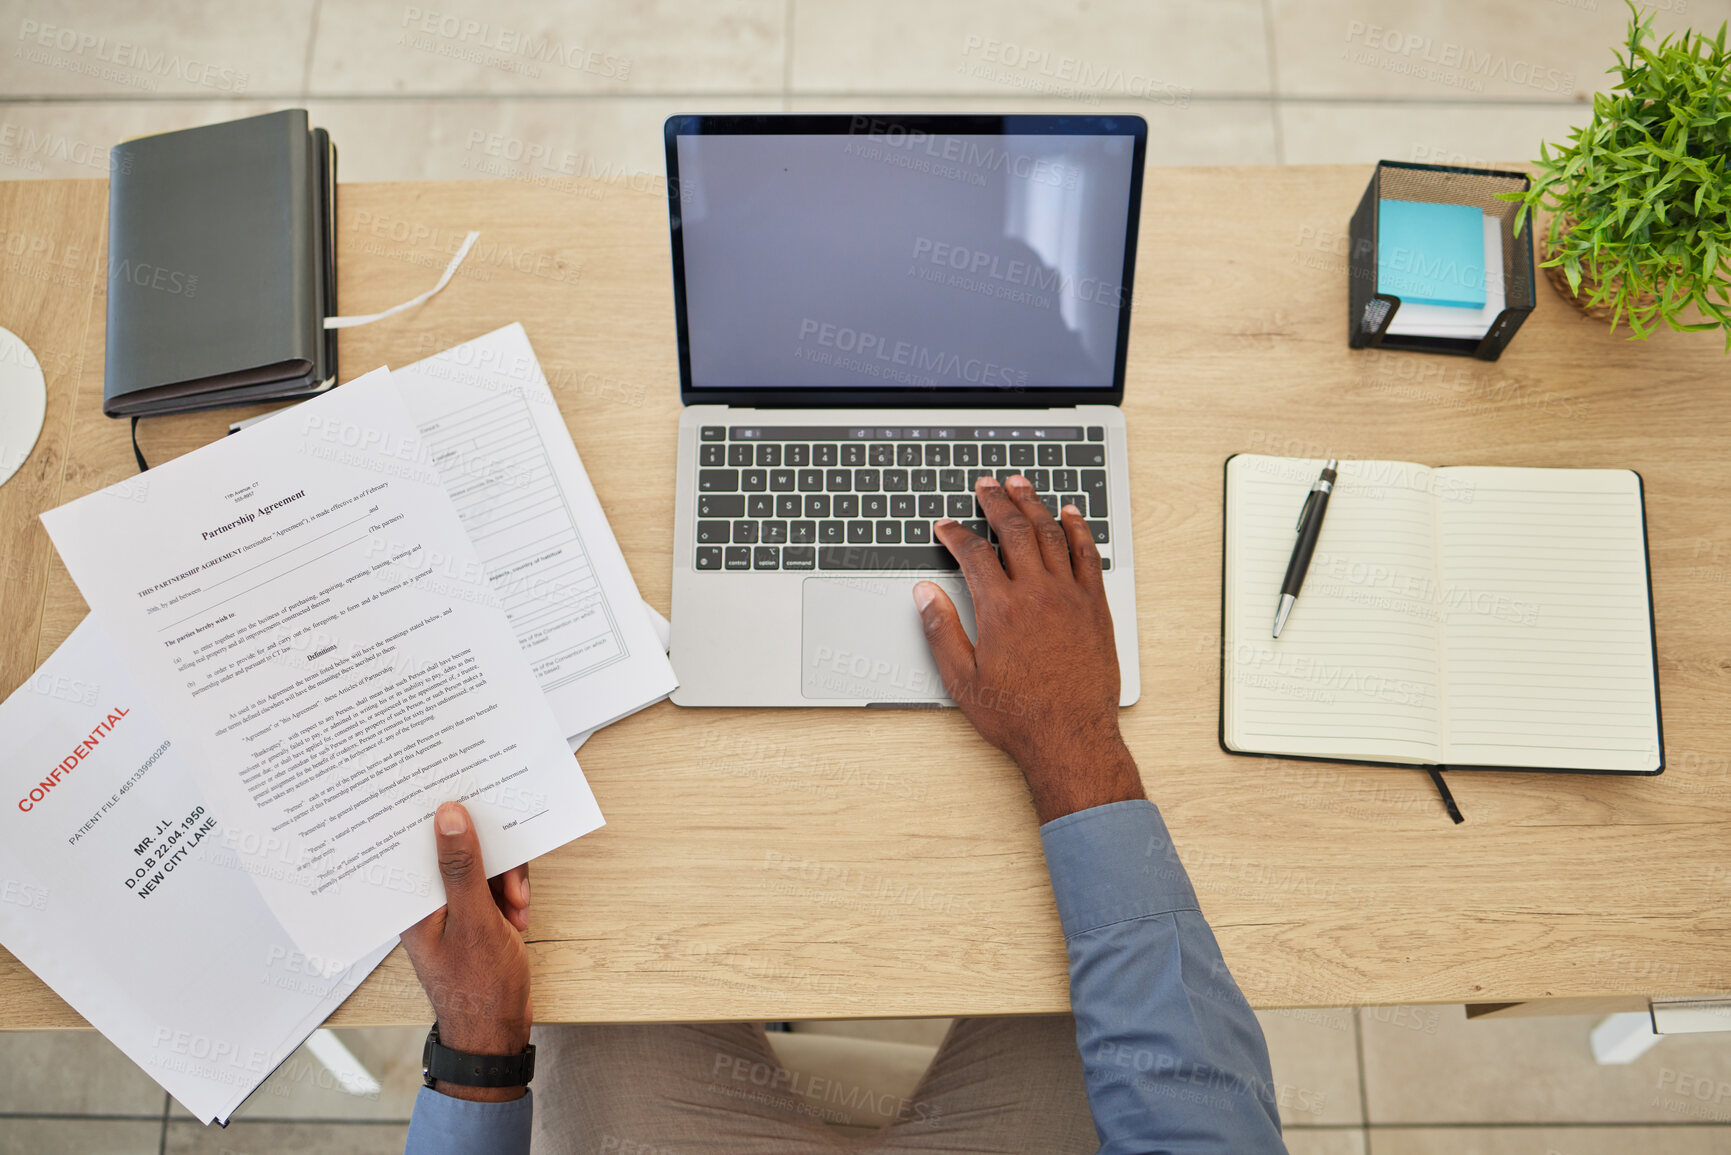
[6,0,1731,1152]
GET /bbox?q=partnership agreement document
[43,368,603,962]
[392,323,678,737]
[0,619,394,1124]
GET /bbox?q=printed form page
[42,369,603,963]
[1225,455,1443,763]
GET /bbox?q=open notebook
[1222,455,1662,774]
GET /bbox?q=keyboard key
[728,444,753,467]
[841,443,866,466]
[847,520,873,543]
[785,444,810,467]
[1039,495,1058,516]
[732,520,759,544]
[1087,520,1110,544]
[754,545,780,570]
[890,494,915,518]
[825,469,852,492]
[954,444,978,467]
[905,520,931,544]
[1010,443,1035,467]
[924,444,951,466]
[741,469,768,491]
[783,546,816,570]
[1067,444,1106,467]
[1026,468,1050,491]
[701,426,726,442]
[918,494,945,518]
[798,468,824,492]
[748,494,774,518]
[1053,468,1078,492]
[1088,426,1104,442]
[791,520,816,543]
[699,469,739,492]
[700,444,725,467]
[868,444,894,466]
[946,494,974,518]
[762,520,788,543]
[967,468,992,488]
[995,469,1016,483]
[1081,470,1107,516]
[959,519,988,538]
[696,545,723,569]
[1038,444,1063,466]
[834,495,859,517]
[805,494,831,518]
[818,545,959,571]
[770,469,795,491]
[896,444,921,466]
[939,469,964,491]
[883,468,908,491]
[814,444,838,467]
[819,520,845,543]
[876,520,901,543]
[1061,493,1088,516]
[1100,556,1111,570]
[699,494,745,517]
[862,494,888,518]
[725,546,751,570]
[981,444,1007,467]
[911,469,937,492]
[854,468,881,491]
[756,444,781,467]
[776,495,801,518]
[696,520,730,545]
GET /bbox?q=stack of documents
[0,324,676,1121]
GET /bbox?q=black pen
[1273,459,1337,638]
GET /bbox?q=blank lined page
[1224,455,1442,764]
[1435,467,1660,772]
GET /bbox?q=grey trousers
[528,1016,1098,1153]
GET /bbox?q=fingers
[1004,475,1073,576]
[934,516,1006,596]
[973,476,1042,578]
[490,864,531,932]
[432,803,493,935]
[1060,503,1106,593]
[913,580,975,696]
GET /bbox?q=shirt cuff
[404,1085,533,1154]
[1039,798,1199,939]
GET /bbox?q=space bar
[817,545,959,571]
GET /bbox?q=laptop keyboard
[692,424,1112,572]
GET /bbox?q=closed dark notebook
[104,109,337,417]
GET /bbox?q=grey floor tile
[1284,1129,1367,1155]
[0,1118,161,1155]
[308,0,786,96]
[169,1027,423,1121]
[164,1119,408,1154]
[1,0,317,97]
[1370,1126,1731,1154]
[0,1031,166,1116]
[1269,0,1731,102]
[1364,1007,1731,1125]
[792,0,1270,98]
[1278,100,1594,167]
[792,1017,953,1047]
[1257,1007,1363,1126]
[786,94,1280,166]
[0,100,280,179]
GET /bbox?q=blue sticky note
[1377,199,1486,309]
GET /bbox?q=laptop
[665,114,1145,708]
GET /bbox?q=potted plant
[1508,2,1731,348]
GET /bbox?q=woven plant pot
[1542,225,1660,323]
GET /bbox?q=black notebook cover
[104,110,336,417]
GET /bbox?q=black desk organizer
[1348,161,1536,361]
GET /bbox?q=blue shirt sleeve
[1041,799,1287,1154]
[403,1086,532,1155]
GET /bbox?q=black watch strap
[422,1023,536,1088]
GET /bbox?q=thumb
[913,582,975,698]
[432,802,492,932]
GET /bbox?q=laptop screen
[667,116,1144,404]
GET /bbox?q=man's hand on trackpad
[916,474,1144,824]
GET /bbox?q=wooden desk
[3,168,1730,1030]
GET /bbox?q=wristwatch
[421,1022,536,1089]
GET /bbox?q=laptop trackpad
[801,577,975,701]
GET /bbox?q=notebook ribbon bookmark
[322,230,480,329]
